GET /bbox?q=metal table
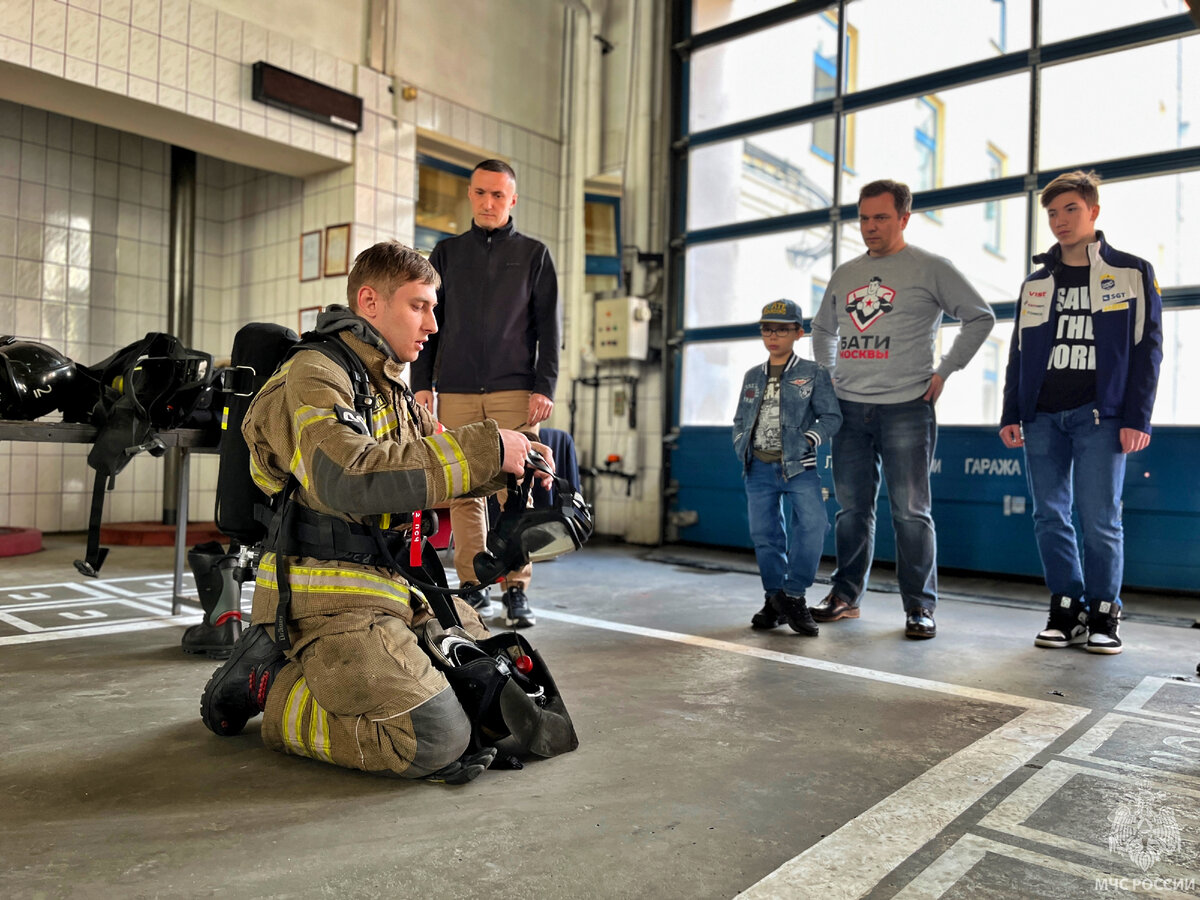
[0,420,219,614]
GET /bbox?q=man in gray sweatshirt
[811,180,995,639]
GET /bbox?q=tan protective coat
[243,323,502,775]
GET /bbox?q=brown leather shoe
[811,592,860,622]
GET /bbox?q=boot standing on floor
[733,300,842,637]
[1000,171,1163,655]
[182,541,244,658]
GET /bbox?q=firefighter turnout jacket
[241,307,506,777]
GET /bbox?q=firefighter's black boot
[200,624,286,736]
[183,541,243,659]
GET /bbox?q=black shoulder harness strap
[75,332,213,577]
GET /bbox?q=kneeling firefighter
[200,242,584,784]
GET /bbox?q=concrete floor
[2,534,1200,899]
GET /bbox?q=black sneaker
[1034,594,1088,648]
[200,624,286,736]
[1086,601,1123,655]
[751,591,786,630]
[502,586,536,628]
[460,581,494,617]
[771,593,819,637]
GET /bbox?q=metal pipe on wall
[162,146,197,525]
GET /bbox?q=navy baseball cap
[759,299,802,324]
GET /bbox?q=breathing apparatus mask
[472,448,594,586]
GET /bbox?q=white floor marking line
[0,614,197,645]
[978,759,1200,877]
[893,833,1197,900]
[536,610,1088,900]
[1115,675,1200,726]
[539,609,1076,709]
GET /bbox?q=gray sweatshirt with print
[811,244,995,404]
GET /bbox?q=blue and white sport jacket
[1000,232,1163,434]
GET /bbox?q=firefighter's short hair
[347,241,441,311]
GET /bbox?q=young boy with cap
[733,299,842,635]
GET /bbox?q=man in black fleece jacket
[412,159,559,629]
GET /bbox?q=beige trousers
[437,390,537,592]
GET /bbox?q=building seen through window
[678,0,1199,427]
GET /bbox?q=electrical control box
[594,297,651,361]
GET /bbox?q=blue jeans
[830,397,938,613]
[1022,404,1126,610]
[744,460,829,598]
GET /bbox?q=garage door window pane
[681,337,815,426]
[688,125,833,232]
[685,228,833,329]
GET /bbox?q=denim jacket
[732,354,842,478]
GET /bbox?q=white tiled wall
[0,0,354,166]
[0,101,174,531]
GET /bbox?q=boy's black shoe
[1034,594,1088,648]
[751,591,786,630]
[1085,601,1123,655]
[200,624,286,736]
[502,586,536,628]
[771,593,819,637]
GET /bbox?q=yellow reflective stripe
[309,699,332,763]
[290,446,308,490]
[293,405,335,437]
[250,454,284,495]
[283,676,310,757]
[265,358,294,388]
[220,406,229,430]
[380,512,391,530]
[423,431,469,496]
[372,407,398,440]
[256,557,413,607]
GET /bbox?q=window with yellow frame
[811,12,857,171]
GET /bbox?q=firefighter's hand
[999,424,1024,448]
[414,390,434,413]
[527,441,556,489]
[499,429,532,476]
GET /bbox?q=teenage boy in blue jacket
[1000,170,1163,655]
[734,300,842,635]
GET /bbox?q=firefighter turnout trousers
[251,553,489,778]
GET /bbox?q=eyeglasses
[760,325,799,336]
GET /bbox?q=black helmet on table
[0,335,82,421]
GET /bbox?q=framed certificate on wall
[299,306,322,333]
[300,230,321,282]
[324,223,351,277]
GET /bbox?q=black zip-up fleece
[411,218,560,399]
